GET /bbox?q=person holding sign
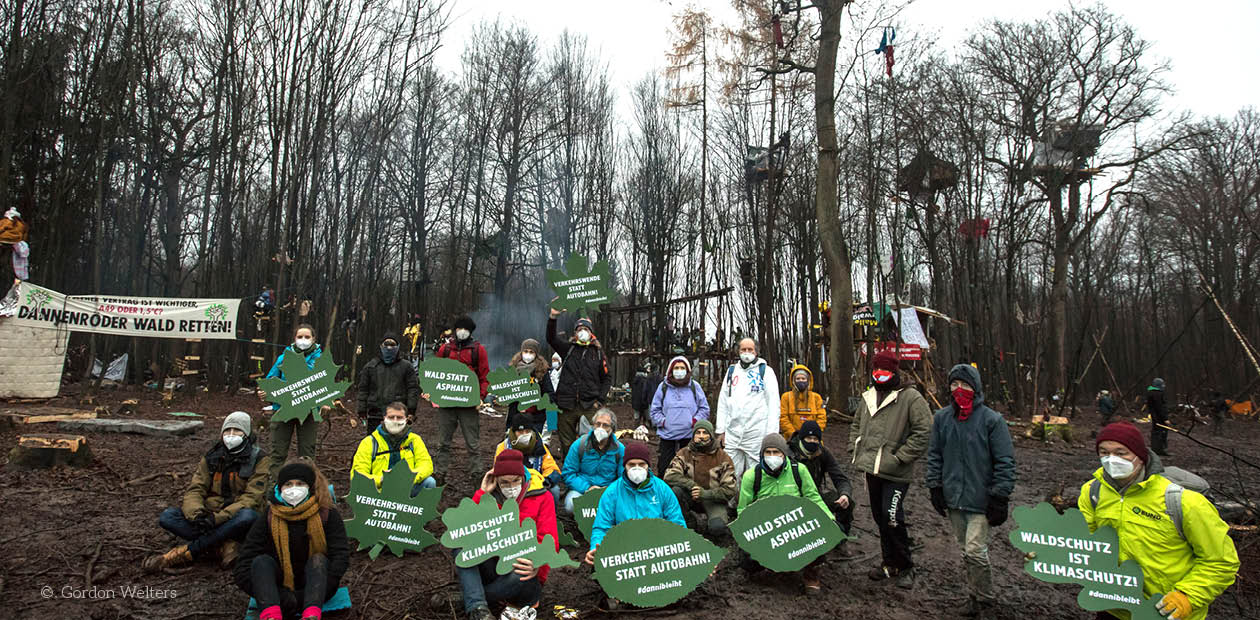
[508,338,552,432]
[849,350,932,589]
[780,365,826,440]
[561,408,624,514]
[716,338,781,480]
[546,308,612,457]
[1080,422,1238,620]
[736,433,831,591]
[263,324,326,482]
[788,420,855,553]
[351,402,436,496]
[455,449,559,620]
[432,315,491,475]
[144,411,271,572]
[650,355,710,475]
[355,331,419,431]
[663,420,737,538]
[925,364,1016,617]
[497,410,564,506]
[584,442,686,562]
[234,459,349,620]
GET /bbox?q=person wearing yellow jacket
[496,410,565,505]
[780,365,826,440]
[1079,422,1239,620]
[351,402,436,496]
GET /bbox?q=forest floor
[1,383,1257,620]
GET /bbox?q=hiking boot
[802,564,822,593]
[429,592,460,613]
[219,540,240,570]
[468,606,495,620]
[142,545,192,572]
[868,564,895,581]
[896,567,916,589]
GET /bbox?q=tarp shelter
[0,322,69,398]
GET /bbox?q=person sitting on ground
[780,364,826,440]
[788,420,855,556]
[663,420,737,538]
[497,409,564,506]
[145,411,271,572]
[561,408,624,514]
[235,459,349,620]
[355,332,420,431]
[351,401,436,496]
[585,441,686,563]
[453,449,558,620]
[737,433,831,593]
[1082,422,1239,620]
[650,355,710,475]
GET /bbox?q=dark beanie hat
[873,350,900,372]
[1097,422,1148,464]
[576,317,594,331]
[692,419,715,437]
[276,461,316,487]
[454,315,476,331]
[507,411,532,432]
[798,420,823,441]
[521,338,540,353]
[493,449,526,478]
[624,441,652,465]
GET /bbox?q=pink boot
[258,606,283,620]
[300,606,322,620]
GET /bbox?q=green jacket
[1078,461,1239,620]
[182,443,271,524]
[848,386,933,483]
[736,458,830,516]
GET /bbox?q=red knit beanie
[1096,422,1148,464]
[624,441,652,466]
[493,449,526,477]
[873,350,900,372]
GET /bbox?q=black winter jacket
[233,495,350,592]
[357,356,420,415]
[546,318,611,410]
[789,435,853,500]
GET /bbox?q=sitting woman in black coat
[234,459,349,620]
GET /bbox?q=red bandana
[952,388,975,420]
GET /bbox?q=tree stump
[8,434,93,469]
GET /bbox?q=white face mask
[281,484,310,506]
[763,454,785,471]
[522,352,536,364]
[626,466,649,485]
[552,359,561,370]
[222,434,245,451]
[514,432,533,446]
[740,352,756,364]
[672,368,687,381]
[576,329,592,343]
[383,418,407,435]
[455,328,471,341]
[295,337,314,351]
[499,484,522,500]
[593,427,610,443]
[1101,455,1136,479]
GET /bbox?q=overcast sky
[434,0,1258,120]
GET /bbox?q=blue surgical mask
[381,345,398,363]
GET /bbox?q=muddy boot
[868,564,896,581]
[896,567,916,590]
[429,592,460,614]
[219,540,240,570]
[801,564,822,594]
[961,597,980,617]
[142,545,192,572]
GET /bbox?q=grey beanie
[222,411,252,437]
[760,433,789,458]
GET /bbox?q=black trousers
[867,473,913,570]
[1150,417,1169,454]
[656,438,689,475]
[247,553,339,618]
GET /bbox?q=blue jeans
[457,556,541,614]
[158,506,259,558]
[411,477,438,495]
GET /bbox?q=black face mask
[802,439,822,453]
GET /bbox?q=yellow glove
[1156,591,1192,620]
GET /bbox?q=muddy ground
[1,383,1256,620]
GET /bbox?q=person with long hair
[262,324,325,481]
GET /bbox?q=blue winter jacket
[265,344,323,418]
[562,430,625,494]
[925,364,1017,513]
[650,356,710,441]
[589,472,686,547]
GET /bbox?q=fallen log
[0,406,98,424]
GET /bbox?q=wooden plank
[0,407,99,424]
[249,355,264,361]
[182,369,201,375]
[19,434,86,452]
[248,373,263,379]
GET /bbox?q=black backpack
[752,462,804,498]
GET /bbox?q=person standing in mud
[262,324,325,482]
[429,315,491,478]
[848,350,932,589]
[355,332,419,432]
[546,307,611,458]
[716,338,780,480]
[1082,422,1239,620]
[1207,391,1228,436]
[1146,378,1170,456]
[925,364,1016,618]
[1096,390,1116,427]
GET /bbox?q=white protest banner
[2,282,239,340]
[895,308,930,349]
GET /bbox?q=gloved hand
[929,487,947,517]
[986,495,1010,526]
[1156,591,1192,620]
[193,513,216,534]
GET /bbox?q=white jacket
[715,358,780,451]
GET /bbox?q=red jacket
[471,470,559,583]
[438,340,490,398]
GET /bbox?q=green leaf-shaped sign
[1009,503,1162,619]
[440,496,579,575]
[591,518,727,608]
[487,366,558,411]
[342,463,442,559]
[258,353,350,424]
[730,495,846,572]
[546,253,616,315]
[572,487,606,542]
[417,357,480,408]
